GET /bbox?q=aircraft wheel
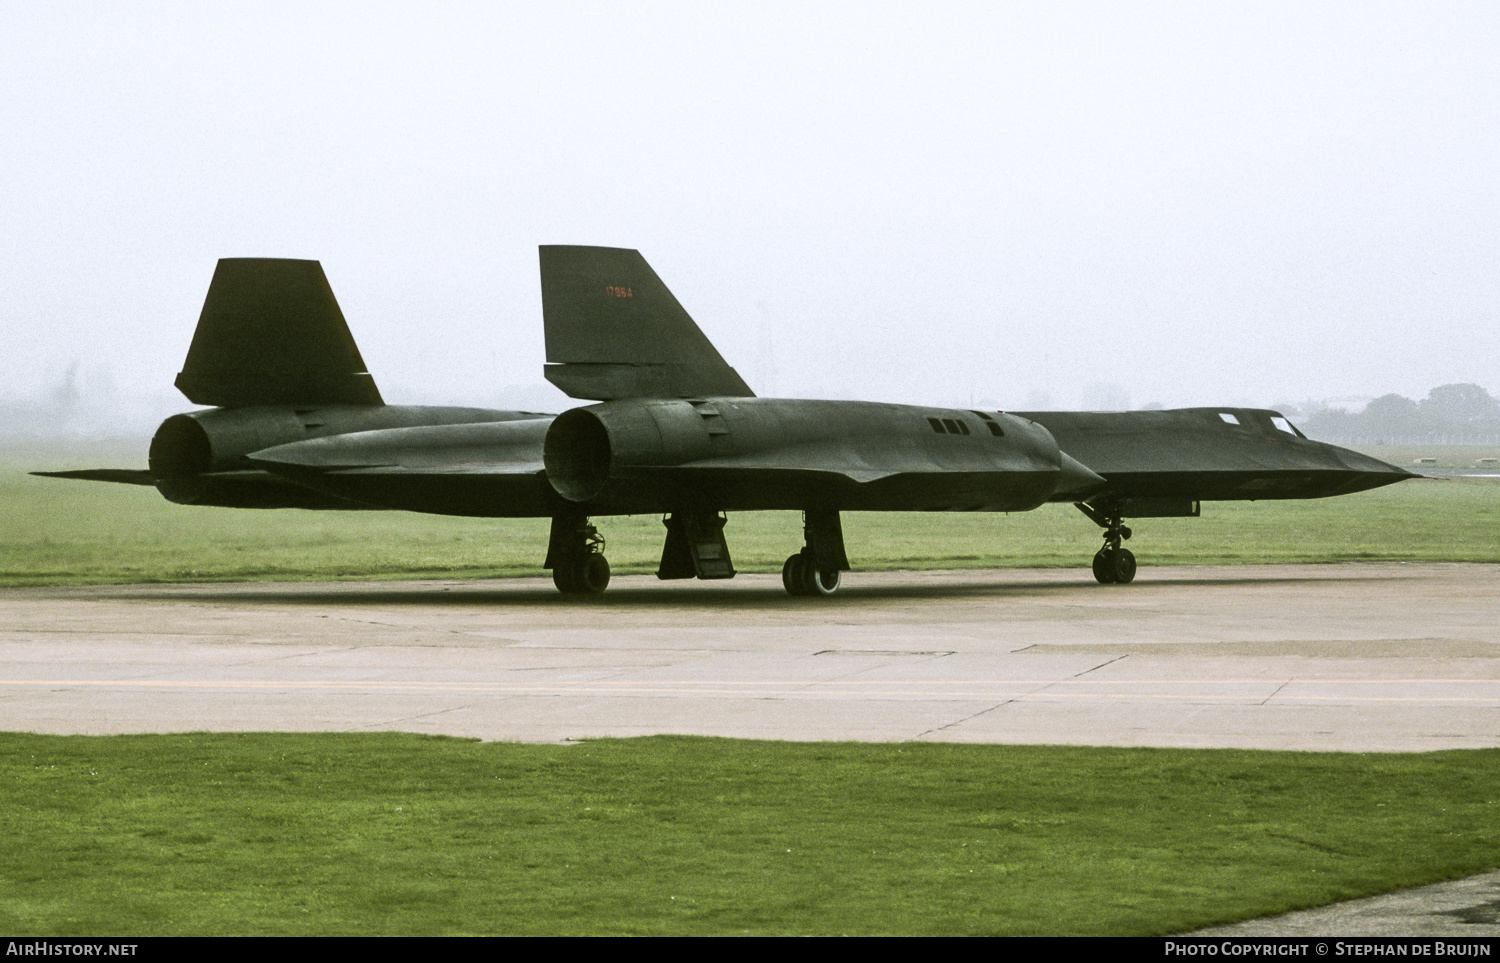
[1111,548,1136,585]
[1092,549,1117,584]
[789,552,840,597]
[783,553,839,596]
[577,553,611,594]
[782,554,805,596]
[554,553,610,595]
[806,565,840,596]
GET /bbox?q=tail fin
[174,258,384,407]
[539,246,754,400]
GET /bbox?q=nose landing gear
[1078,502,1136,585]
[1091,543,1136,585]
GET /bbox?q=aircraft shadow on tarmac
[101,571,1413,609]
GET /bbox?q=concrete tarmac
[1189,868,1500,937]
[3,562,1496,748]
[4,561,1499,936]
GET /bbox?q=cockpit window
[1218,412,1241,425]
[1269,415,1304,438]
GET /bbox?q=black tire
[553,553,610,594]
[782,554,805,596]
[791,551,839,597]
[807,565,840,596]
[1092,550,1117,584]
[783,552,840,597]
[1111,548,1136,585]
[577,553,611,594]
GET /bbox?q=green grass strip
[3,733,1499,935]
[3,466,1497,586]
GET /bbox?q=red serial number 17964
[605,285,634,298]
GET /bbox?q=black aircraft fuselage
[39,252,1413,596]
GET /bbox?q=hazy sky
[4,1,1497,421]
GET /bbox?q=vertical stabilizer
[175,258,384,407]
[540,245,754,400]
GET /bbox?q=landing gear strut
[546,514,610,595]
[783,509,849,597]
[1077,502,1136,585]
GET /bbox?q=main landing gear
[546,515,610,595]
[545,509,854,598]
[1076,502,1136,585]
[783,550,840,596]
[782,509,850,597]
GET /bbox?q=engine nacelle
[148,404,532,508]
[544,399,713,502]
[148,408,340,507]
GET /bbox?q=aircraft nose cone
[1319,445,1423,495]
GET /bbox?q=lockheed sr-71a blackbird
[40,250,1413,595]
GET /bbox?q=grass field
[5,733,1500,937]
[3,451,1497,586]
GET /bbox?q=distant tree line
[1284,384,1500,445]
